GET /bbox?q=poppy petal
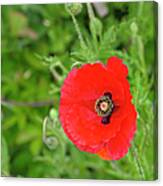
[99,105,137,160]
[107,56,128,80]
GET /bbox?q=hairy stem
[70,13,86,49]
[87,3,95,20]
[132,142,145,180]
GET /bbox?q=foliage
[1,2,157,180]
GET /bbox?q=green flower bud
[130,22,138,34]
[49,108,58,122]
[65,3,83,16]
[44,136,58,150]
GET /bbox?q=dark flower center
[95,92,114,125]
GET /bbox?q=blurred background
[1,2,157,180]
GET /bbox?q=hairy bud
[65,3,83,16]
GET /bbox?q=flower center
[95,92,114,125]
[100,102,109,112]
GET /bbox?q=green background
[1,1,157,180]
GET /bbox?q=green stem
[86,3,98,55]
[87,3,95,20]
[137,1,144,17]
[132,142,145,180]
[50,62,68,82]
[70,13,86,49]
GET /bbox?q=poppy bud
[65,3,83,16]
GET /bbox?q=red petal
[59,101,127,153]
[97,104,137,160]
[60,104,105,152]
[96,145,111,160]
[61,63,125,105]
[107,56,128,80]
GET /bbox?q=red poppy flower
[59,56,137,160]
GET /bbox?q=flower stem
[86,3,99,55]
[137,1,144,17]
[87,3,95,20]
[70,13,86,49]
[132,142,145,180]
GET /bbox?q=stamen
[104,92,112,99]
[95,92,114,125]
[101,116,110,125]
